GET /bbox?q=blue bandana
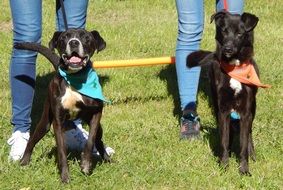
[58,66,108,102]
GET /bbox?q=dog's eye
[85,36,90,41]
[60,34,69,41]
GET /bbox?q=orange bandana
[220,61,271,88]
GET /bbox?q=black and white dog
[15,28,111,183]
[187,11,270,175]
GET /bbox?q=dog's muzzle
[223,46,234,58]
[62,53,89,68]
[62,38,89,71]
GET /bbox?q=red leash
[223,0,228,11]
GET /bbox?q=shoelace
[183,112,200,122]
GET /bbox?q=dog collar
[58,66,109,102]
[220,61,271,88]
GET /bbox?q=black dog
[15,28,111,183]
[187,11,270,175]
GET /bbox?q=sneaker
[7,131,30,161]
[64,120,115,156]
[180,112,200,139]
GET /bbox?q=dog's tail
[187,50,214,68]
[14,42,60,70]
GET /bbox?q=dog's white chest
[230,78,242,95]
[61,87,84,117]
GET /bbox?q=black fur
[187,11,260,175]
[15,28,110,183]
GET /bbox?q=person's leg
[56,0,89,31]
[175,0,204,112]
[216,0,244,14]
[10,0,42,133]
[8,0,42,160]
[175,0,203,139]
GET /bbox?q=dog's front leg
[53,120,70,183]
[95,124,111,163]
[80,112,102,175]
[218,112,230,169]
[239,115,252,176]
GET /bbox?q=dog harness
[220,61,271,88]
[58,66,108,102]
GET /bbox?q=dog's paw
[60,166,71,183]
[20,155,31,166]
[80,161,92,175]
[61,173,70,183]
[219,159,229,171]
[219,153,229,169]
[102,153,112,163]
[80,153,92,175]
[239,168,252,176]
[239,162,252,176]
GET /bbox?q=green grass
[1,0,282,189]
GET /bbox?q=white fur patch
[66,37,84,57]
[230,78,242,95]
[229,59,240,66]
[61,87,84,118]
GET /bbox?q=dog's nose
[224,46,233,52]
[223,46,233,54]
[69,40,80,48]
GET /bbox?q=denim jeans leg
[175,0,204,111]
[9,0,42,133]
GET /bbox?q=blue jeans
[9,0,89,133]
[175,0,244,112]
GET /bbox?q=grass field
[0,0,282,189]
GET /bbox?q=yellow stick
[93,56,175,68]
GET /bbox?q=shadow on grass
[202,123,243,164]
[158,64,212,117]
[201,125,220,157]
[46,146,105,175]
[158,64,180,116]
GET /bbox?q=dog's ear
[241,13,259,32]
[210,10,227,25]
[48,31,62,52]
[91,30,106,53]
